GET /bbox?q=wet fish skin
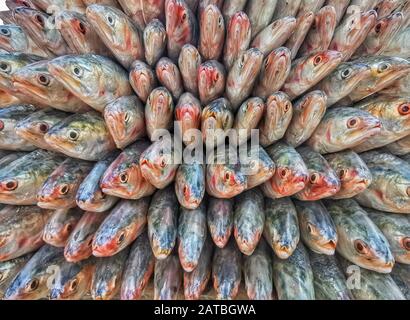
[0,254,32,299]
[76,153,119,213]
[326,0,351,24]
[307,107,382,154]
[48,54,132,112]
[178,44,201,96]
[386,134,410,155]
[377,0,405,19]
[37,158,93,210]
[30,0,86,13]
[148,186,179,259]
[381,25,410,57]
[144,19,167,67]
[0,151,26,168]
[156,57,184,100]
[92,198,150,257]
[272,242,315,300]
[294,200,338,255]
[0,205,53,262]
[366,208,410,264]
[244,144,275,189]
[0,149,65,205]
[222,0,247,22]
[174,92,202,145]
[309,252,352,300]
[104,96,146,149]
[245,0,277,38]
[129,60,157,103]
[285,11,315,60]
[43,208,82,248]
[207,197,233,248]
[273,0,302,20]
[0,89,21,108]
[390,263,410,299]
[117,0,165,30]
[154,252,182,300]
[197,60,226,106]
[284,90,328,148]
[325,199,395,273]
[298,0,326,13]
[91,249,129,300]
[262,142,308,198]
[264,197,300,259]
[175,161,205,210]
[64,211,107,263]
[212,239,242,300]
[199,4,225,61]
[234,97,265,145]
[325,150,373,200]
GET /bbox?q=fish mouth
[47,62,82,95]
[274,244,295,259]
[212,235,229,248]
[49,288,63,300]
[318,239,337,255]
[13,78,48,101]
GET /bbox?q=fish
[314,61,371,107]
[120,230,154,300]
[129,60,157,103]
[100,141,155,199]
[199,4,225,61]
[0,10,15,25]
[285,11,315,60]
[6,0,40,11]
[12,7,71,57]
[174,92,202,145]
[201,97,234,147]
[103,96,146,149]
[212,239,242,300]
[0,89,21,108]
[155,57,183,100]
[284,90,328,148]
[243,239,272,300]
[4,245,65,300]
[355,151,410,214]
[64,211,107,262]
[222,0,247,22]
[48,54,132,112]
[178,203,207,272]
[245,0,277,38]
[0,205,52,262]
[381,68,410,97]
[324,150,373,199]
[223,11,251,70]
[198,0,224,17]
[294,147,341,201]
[377,0,405,19]
[262,142,308,198]
[298,0,326,13]
[325,199,395,273]
[329,10,378,62]
[76,153,119,213]
[307,107,382,154]
[386,134,410,155]
[175,161,205,209]
[92,198,150,257]
[390,263,410,299]
[273,0,301,20]
[55,10,110,55]
[338,256,405,300]
[197,60,226,106]
[264,197,300,259]
[0,24,47,57]
[282,51,343,100]
[0,254,32,299]
[83,0,122,9]
[225,48,264,111]
[178,44,201,96]
[165,0,198,61]
[139,136,180,189]
[144,87,174,141]
[353,95,410,152]
[148,186,179,259]
[154,252,182,300]
[15,108,70,150]
[253,47,292,100]
[382,25,410,58]
[349,0,382,11]
[258,92,292,147]
[207,197,233,248]
[205,147,247,198]
[233,97,265,145]
[144,19,167,67]
[298,6,337,57]
[0,150,64,205]
[272,242,315,300]
[183,236,213,300]
[326,0,351,24]
[44,111,116,161]
[251,16,297,57]
[0,151,26,168]
[49,258,95,300]
[86,4,144,69]
[233,189,265,255]
[42,208,83,248]
[309,252,352,300]
[117,0,165,30]
[294,200,338,255]
[30,0,86,13]
[37,158,93,210]
[91,249,129,300]
[243,144,275,189]
[0,104,37,151]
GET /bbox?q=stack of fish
[0,0,409,300]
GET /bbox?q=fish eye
[224,172,231,182]
[341,68,352,79]
[181,13,187,21]
[378,63,390,73]
[218,16,223,27]
[68,130,79,141]
[402,237,410,251]
[38,122,49,133]
[107,15,114,25]
[65,224,73,234]
[4,180,18,191]
[307,223,314,235]
[283,102,291,112]
[59,184,69,195]
[374,23,382,34]
[20,1,30,7]
[347,117,359,128]
[69,278,78,292]
[119,172,128,183]
[279,168,289,178]
[214,72,219,82]
[309,173,319,184]
[160,158,166,168]
[35,14,45,27]
[0,63,10,73]
[398,103,410,115]
[0,28,10,36]
[339,169,347,179]
[124,112,130,123]
[313,55,322,66]
[0,120,4,131]
[37,74,50,86]
[117,232,125,244]
[354,239,369,254]
[78,22,86,34]
[0,271,3,281]
[183,185,189,196]
[72,66,83,77]
[26,279,39,292]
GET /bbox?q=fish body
[234,97,265,145]
[175,161,205,209]
[0,254,32,299]
[154,253,182,300]
[245,0,277,38]
[207,197,233,248]
[199,4,225,60]
[285,11,314,60]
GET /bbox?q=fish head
[175,93,201,133]
[302,168,341,200]
[43,209,80,245]
[14,110,57,145]
[179,44,201,70]
[92,223,130,257]
[156,58,178,85]
[4,271,48,300]
[0,25,27,52]
[12,6,55,40]
[300,50,343,83]
[369,56,410,86]
[208,163,247,198]
[147,87,173,115]
[226,11,251,42]
[0,53,42,89]
[201,4,224,35]
[261,47,291,84]
[370,11,403,41]
[198,60,224,89]
[165,0,192,40]
[233,48,264,82]
[175,163,204,209]
[64,224,95,262]
[92,273,120,300]
[6,0,38,10]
